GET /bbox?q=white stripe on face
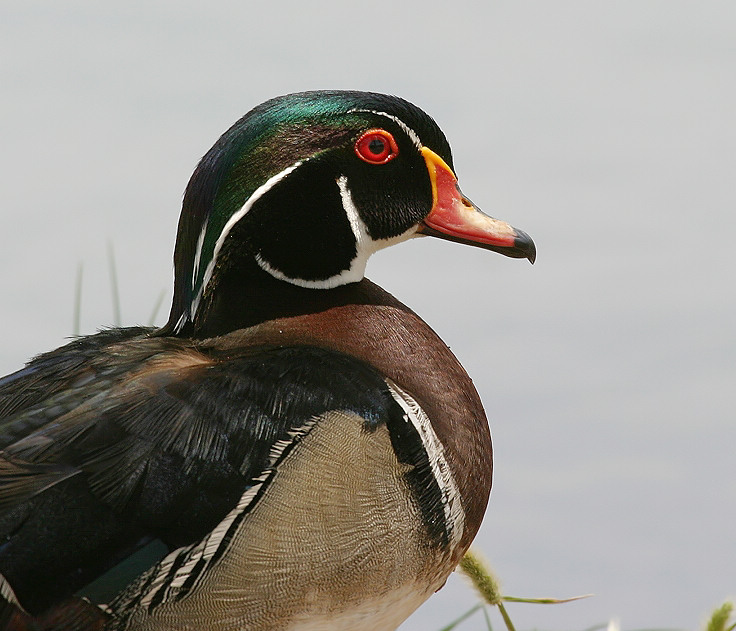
[348,108,423,150]
[184,115,422,317]
[189,160,304,321]
[253,175,417,289]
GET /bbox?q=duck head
[164,91,535,337]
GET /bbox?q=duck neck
[163,256,390,339]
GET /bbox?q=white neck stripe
[252,176,371,289]
[254,176,417,289]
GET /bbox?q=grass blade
[73,262,83,336]
[107,241,121,326]
[148,289,166,326]
[504,594,593,604]
[437,604,483,631]
[706,602,735,631]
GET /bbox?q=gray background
[1,2,734,629]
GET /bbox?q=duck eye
[355,129,399,164]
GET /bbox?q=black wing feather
[0,328,397,615]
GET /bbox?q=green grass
[443,548,734,631]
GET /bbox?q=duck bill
[417,147,536,263]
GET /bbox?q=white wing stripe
[116,418,318,616]
[385,380,465,549]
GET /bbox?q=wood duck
[0,91,535,631]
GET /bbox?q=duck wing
[0,329,400,618]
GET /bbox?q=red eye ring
[354,129,399,164]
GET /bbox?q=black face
[229,157,361,282]
[219,104,450,284]
[337,121,434,240]
[165,91,458,334]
